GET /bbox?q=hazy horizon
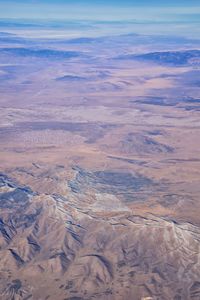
[0,1,199,39]
[1,0,200,21]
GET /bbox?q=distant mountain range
[117,49,200,66]
[0,47,82,60]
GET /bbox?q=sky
[0,0,200,21]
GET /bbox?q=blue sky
[0,0,200,21]
[2,0,199,5]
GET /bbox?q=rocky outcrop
[1,174,200,299]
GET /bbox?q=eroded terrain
[0,25,200,300]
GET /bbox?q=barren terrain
[0,24,200,300]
